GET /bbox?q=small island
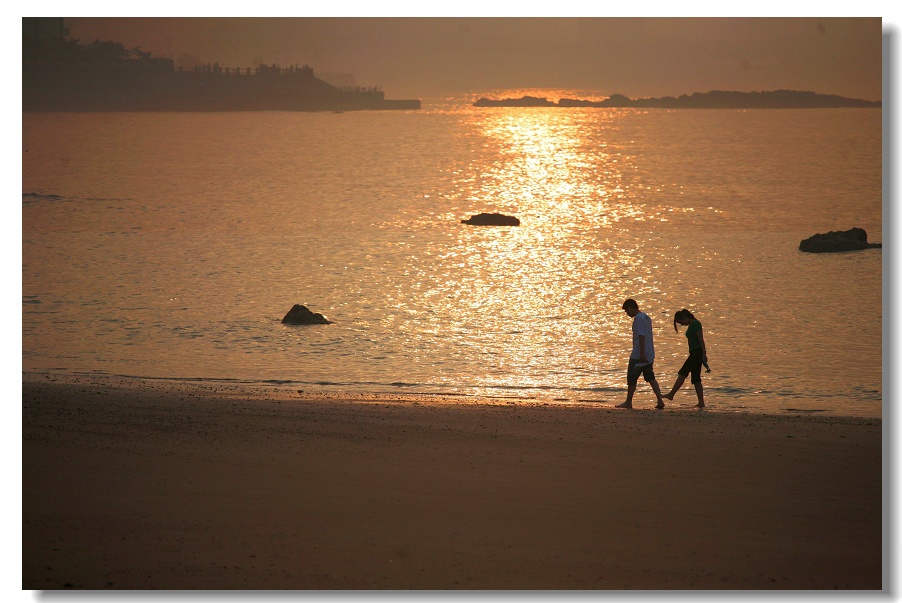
[474,90,881,109]
[23,17,421,112]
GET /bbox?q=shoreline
[20,370,882,419]
[22,378,883,590]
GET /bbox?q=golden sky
[61,17,884,101]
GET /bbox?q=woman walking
[664,309,708,408]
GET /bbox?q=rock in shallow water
[281,304,332,325]
[461,213,520,226]
[799,228,881,253]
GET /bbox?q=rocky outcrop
[281,304,332,325]
[461,213,521,226]
[799,228,882,253]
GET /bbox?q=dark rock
[281,304,332,325]
[461,213,521,226]
[799,228,882,253]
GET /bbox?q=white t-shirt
[631,311,655,364]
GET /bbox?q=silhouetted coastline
[23,18,420,112]
[474,90,881,109]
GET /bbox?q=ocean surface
[22,96,883,417]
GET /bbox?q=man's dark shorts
[627,359,656,385]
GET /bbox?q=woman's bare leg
[694,381,705,408]
[664,374,686,400]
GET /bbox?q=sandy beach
[22,378,883,591]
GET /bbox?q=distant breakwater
[474,90,881,109]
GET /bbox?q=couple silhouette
[616,299,708,410]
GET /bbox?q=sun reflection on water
[356,102,729,396]
[378,105,681,394]
[471,106,642,228]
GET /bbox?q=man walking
[617,298,665,409]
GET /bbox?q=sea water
[22,98,883,416]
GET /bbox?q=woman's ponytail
[673,309,696,331]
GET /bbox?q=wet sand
[22,378,883,590]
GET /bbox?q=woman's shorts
[627,359,656,385]
[678,349,705,384]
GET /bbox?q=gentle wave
[22,369,881,414]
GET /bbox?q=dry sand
[22,378,883,591]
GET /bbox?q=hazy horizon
[61,17,883,102]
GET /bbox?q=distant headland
[474,90,881,109]
[23,18,420,112]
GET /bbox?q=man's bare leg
[616,382,636,408]
[650,379,666,409]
